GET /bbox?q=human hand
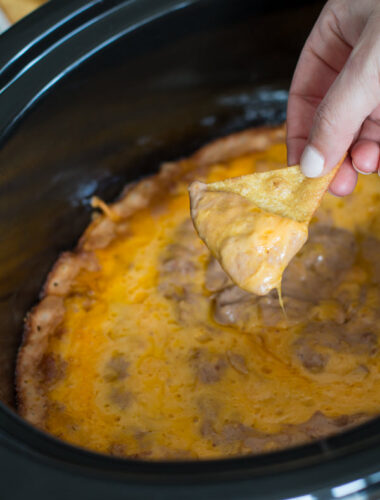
[287,0,380,196]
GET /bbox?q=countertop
[0,0,46,24]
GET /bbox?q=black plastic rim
[1,1,380,498]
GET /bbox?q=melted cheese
[38,141,380,459]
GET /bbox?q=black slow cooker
[1,1,380,498]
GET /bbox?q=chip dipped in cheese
[189,160,344,296]
[189,182,308,295]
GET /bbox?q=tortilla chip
[200,157,345,224]
[188,156,345,295]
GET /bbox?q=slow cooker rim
[3,401,380,497]
[0,0,379,497]
[0,0,205,144]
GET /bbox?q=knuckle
[321,0,347,30]
[347,51,379,93]
[325,0,345,17]
[314,104,336,134]
[344,53,364,79]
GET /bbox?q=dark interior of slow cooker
[0,0,326,442]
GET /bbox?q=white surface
[0,7,10,33]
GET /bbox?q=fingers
[300,12,380,177]
[350,111,380,173]
[328,157,358,196]
[351,139,380,174]
[287,0,380,184]
[286,94,323,167]
[287,0,358,167]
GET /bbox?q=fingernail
[300,145,325,178]
[352,161,371,175]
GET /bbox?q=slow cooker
[1,0,380,498]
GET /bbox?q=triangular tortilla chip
[201,161,343,224]
[189,157,344,296]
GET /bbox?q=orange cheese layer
[44,143,380,458]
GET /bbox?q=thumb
[301,24,380,178]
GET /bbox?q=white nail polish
[352,161,371,175]
[300,145,325,178]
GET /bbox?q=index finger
[286,3,354,165]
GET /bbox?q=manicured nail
[300,145,325,178]
[352,161,371,175]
